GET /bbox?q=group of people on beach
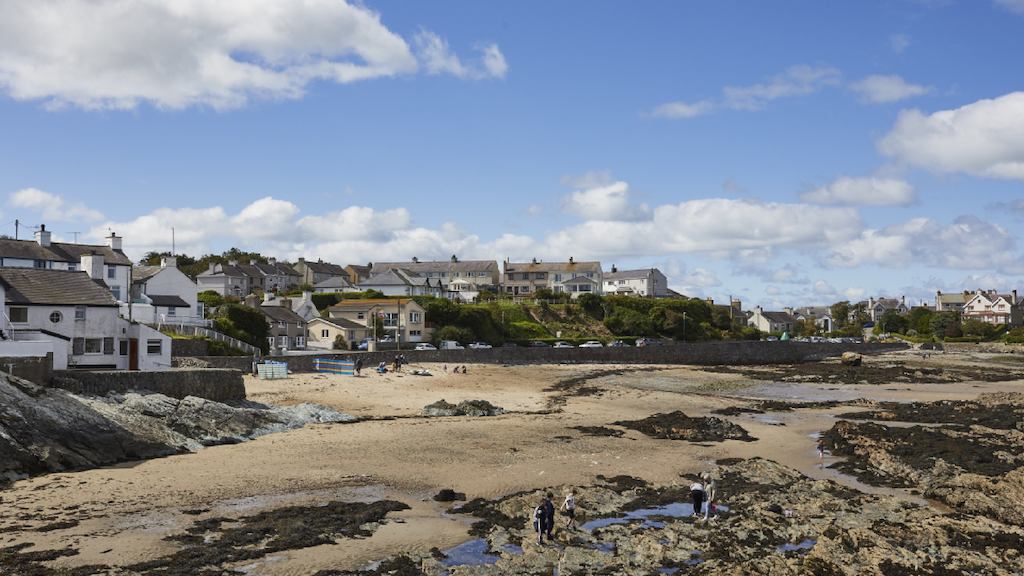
[689,472,717,521]
[532,490,578,544]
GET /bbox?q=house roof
[503,260,602,274]
[559,275,599,285]
[371,260,498,274]
[0,237,132,266]
[260,305,306,324]
[345,264,371,276]
[309,316,368,331]
[0,268,118,307]
[271,262,301,277]
[314,276,354,290]
[197,263,248,278]
[760,310,797,324]
[360,268,434,287]
[132,265,163,284]
[330,298,417,309]
[147,294,190,307]
[299,260,347,275]
[937,292,972,305]
[604,268,660,281]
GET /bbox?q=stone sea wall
[51,368,246,402]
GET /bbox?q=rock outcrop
[422,399,505,417]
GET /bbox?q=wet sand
[2,351,1021,574]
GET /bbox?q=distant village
[0,224,1019,372]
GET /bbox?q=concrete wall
[51,368,246,402]
[241,341,906,373]
[171,338,210,357]
[0,354,53,384]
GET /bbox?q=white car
[578,340,603,348]
[468,342,492,349]
[553,341,573,348]
[414,343,437,351]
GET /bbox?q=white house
[262,291,321,322]
[502,258,603,297]
[0,226,132,302]
[0,268,171,370]
[196,262,251,297]
[370,256,500,300]
[962,290,1021,326]
[313,275,356,293]
[602,267,669,297]
[748,306,797,334]
[358,268,450,298]
[122,256,205,326]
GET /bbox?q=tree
[214,303,270,353]
[197,290,224,310]
[877,310,909,334]
[433,325,473,345]
[961,319,996,339]
[830,301,851,328]
[576,293,603,318]
[929,312,961,339]
[907,306,934,335]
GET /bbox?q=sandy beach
[2,350,1023,574]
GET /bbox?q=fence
[313,358,355,375]
[161,323,261,356]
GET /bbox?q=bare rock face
[0,372,355,483]
[422,399,505,417]
[840,351,862,366]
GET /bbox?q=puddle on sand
[777,539,816,554]
[502,543,523,555]
[582,502,730,532]
[591,541,616,553]
[441,538,499,567]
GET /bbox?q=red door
[129,338,139,370]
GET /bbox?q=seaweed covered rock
[614,411,755,442]
[422,399,504,417]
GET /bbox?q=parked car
[635,337,663,347]
[502,342,519,347]
[528,340,551,347]
[578,340,603,348]
[440,340,465,350]
[607,340,627,347]
[468,342,492,349]
[414,343,437,351]
[553,341,573,348]
[378,335,395,343]
[357,339,371,351]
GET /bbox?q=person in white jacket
[702,472,717,520]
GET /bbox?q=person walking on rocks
[542,492,556,540]
[702,472,717,521]
[561,488,578,529]
[690,479,706,519]
[354,358,363,376]
[817,438,826,468]
[532,499,548,544]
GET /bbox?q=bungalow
[602,267,669,297]
[357,268,450,298]
[124,256,205,326]
[748,306,797,335]
[0,268,171,370]
[306,316,372,350]
[0,226,132,302]
[502,257,603,297]
[962,290,1021,326]
[327,298,429,344]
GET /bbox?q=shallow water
[776,539,816,554]
[441,538,498,567]
[581,501,730,531]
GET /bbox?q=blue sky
[1,0,1023,308]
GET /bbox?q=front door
[129,338,139,370]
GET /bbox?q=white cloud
[9,187,104,222]
[737,262,808,284]
[650,65,841,119]
[89,207,229,256]
[562,180,650,222]
[298,206,412,243]
[413,30,507,79]
[0,1,503,110]
[878,92,1024,180]
[827,215,1024,273]
[890,34,911,54]
[650,100,715,119]
[995,0,1024,15]
[801,176,916,206]
[850,74,930,103]
[231,197,300,240]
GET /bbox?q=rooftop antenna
[70,231,81,243]
[171,227,175,256]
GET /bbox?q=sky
[1,0,1023,309]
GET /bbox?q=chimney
[250,259,258,266]
[412,256,419,263]
[569,256,574,264]
[268,257,276,264]
[298,257,306,263]
[279,297,291,310]
[302,290,312,302]
[784,306,794,315]
[451,254,458,263]
[35,224,51,247]
[611,264,618,273]
[262,292,274,304]
[208,262,216,274]
[1013,289,1018,304]
[531,257,537,264]
[106,231,122,251]
[80,251,105,280]
[161,256,177,268]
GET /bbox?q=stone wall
[171,338,210,357]
[191,356,256,372]
[50,368,246,402]
[248,341,908,373]
[0,354,53,385]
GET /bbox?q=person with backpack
[542,492,556,540]
[532,500,546,544]
[690,479,705,519]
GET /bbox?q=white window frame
[9,307,28,323]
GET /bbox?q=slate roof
[147,295,190,307]
[604,268,659,281]
[761,311,797,324]
[504,260,602,274]
[260,305,306,324]
[300,260,347,275]
[361,268,432,287]
[345,264,371,278]
[197,263,248,278]
[0,238,132,266]
[132,266,163,284]
[371,260,498,274]
[559,275,599,285]
[314,276,354,290]
[330,298,416,310]
[309,316,367,330]
[0,268,118,307]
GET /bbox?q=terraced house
[370,256,499,300]
[501,257,603,298]
[293,258,348,287]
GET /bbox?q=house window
[357,312,365,320]
[103,337,114,355]
[49,311,62,323]
[409,330,422,336]
[278,336,288,347]
[293,336,305,348]
[73,338,85,355]
[107,265,116,279]
[409,312,422,323]
[321,329,330,338]
[67,264,77,271]
[146,339,162,355]
[119,339,128,355]
[85,338,102,354]
[74,306,86,321]
[9,307,28,323]
[167,306,176,317]
[111,286,121,301]
[33,259,46,269]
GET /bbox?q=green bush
[205,339,249,356]
[214,304,270,353]
[433,325,474,345]
[505,320,549,339]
